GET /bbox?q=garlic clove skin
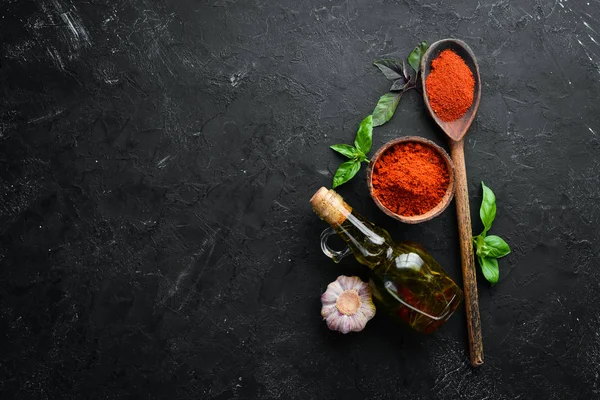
[321,303,337,319]
[321,281,343,303]
[321,275,376,334]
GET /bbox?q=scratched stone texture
[1,0,599,398]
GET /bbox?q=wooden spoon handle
[450,139,484,367]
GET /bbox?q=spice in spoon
[425,49,475,122]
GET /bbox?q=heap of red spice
[371,142,450,217]
[425,49,475,122]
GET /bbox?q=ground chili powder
[371,142,450,216]
[425,49,474,122]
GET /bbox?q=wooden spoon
[421,39,484,367]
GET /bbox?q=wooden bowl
[366,136,455,224]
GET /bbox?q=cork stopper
[310,187,352,225]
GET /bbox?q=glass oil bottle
[311,187,463,334]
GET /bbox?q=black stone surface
[1,0,599,398]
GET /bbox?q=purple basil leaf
[390,79,407,91]
[403,61,411,81]
[373,59,404,81]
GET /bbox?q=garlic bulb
[321,275,376,334]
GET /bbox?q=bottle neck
[341,213,387,247]
[311,187,391,269]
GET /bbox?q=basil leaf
[354,115,373,155]
[332,160,361,188]
[373,59,404,81]
[475,235,489,257]
[390,78,408,92]
[477,234,485,246]
[483,235,511,258]
[480,181,497,233]
[407,41,429,73]
[330,144,358,159]
[479,256,499,285]
[477,245,489,258]
[372,92,402,127]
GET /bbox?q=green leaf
[354,115,373,154]
[332,160,361,188]
[477,234,485,246]
[478,256,499,285]
[483,235,511,258]
[474,235,487,257]
[476,244,488,258]
[480,181,497,233]
[373,59,404,81]
[372,92,402,127]
[330,144,359,159]
[407,41,429,73]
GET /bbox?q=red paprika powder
[425,49,474,122]
[371,142,450,216]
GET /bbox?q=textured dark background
[1,0,599,398]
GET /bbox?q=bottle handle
[320,227,351,263]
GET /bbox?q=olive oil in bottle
[311,187,463,334]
